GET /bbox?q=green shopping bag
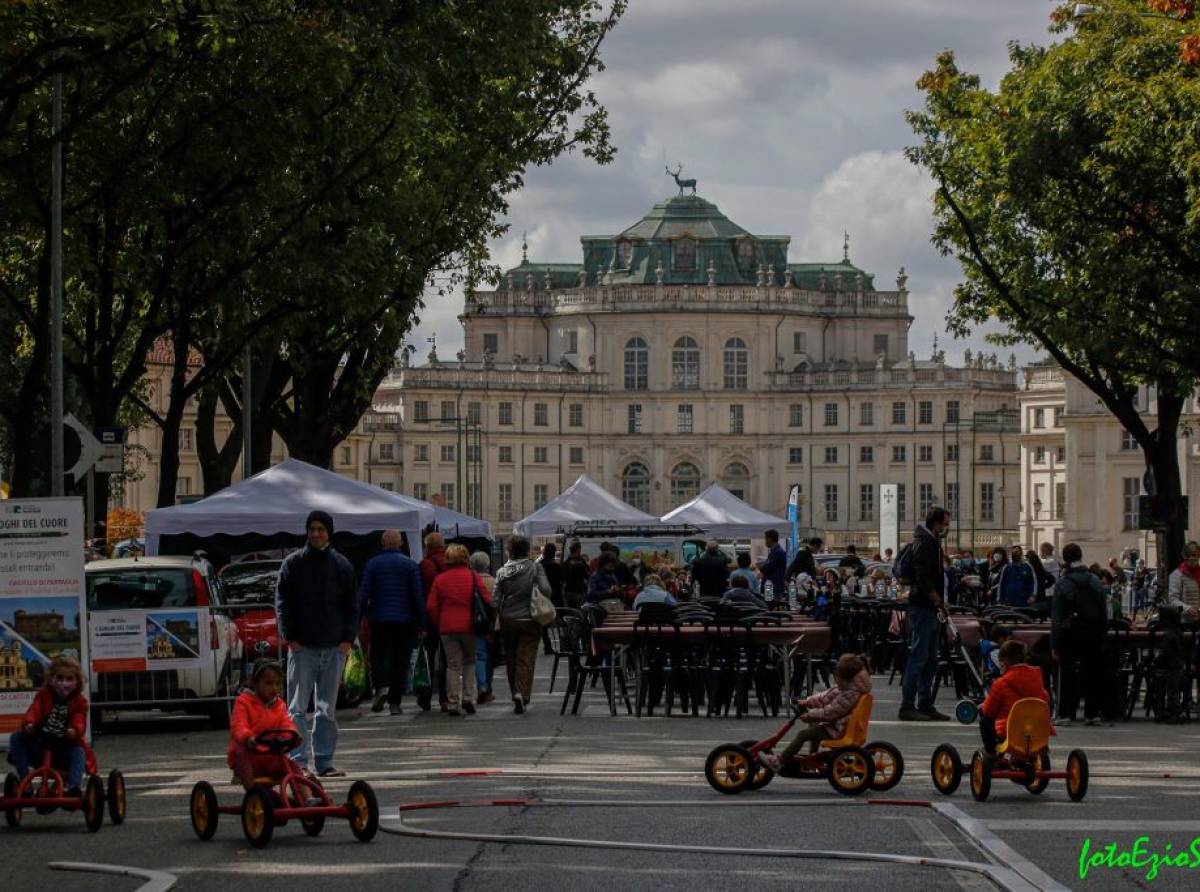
[409,644,431,695]
[342,642,367,702]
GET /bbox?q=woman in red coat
[427,544,491,716]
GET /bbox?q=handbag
[472,574,496,637]
[408,645,431,694]
[531,588,557,626]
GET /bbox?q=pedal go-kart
[930,698,1088,802]
[2,739,126,832]
[704,694,903,796]
[189,729,378,847]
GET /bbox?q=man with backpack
[897,506,953,721]
[1051,542,1111,725]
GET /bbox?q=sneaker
[760,752,782,772]
[898,707,932,721]
[389,704,403,716]
[478,691,495,704]
[371,688,389,713]
[316,766,346,778]
[463,702,476,715]
[513,694,525,714]
[920,707,953,722]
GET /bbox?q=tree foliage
[908,0,1200,566]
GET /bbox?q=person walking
[417,531,449,712]
[1039,542,1060,579]
[358,529,425,716]
[537,542,563,654]
[470,551,498,704]
[759,529,788,599]
[787,536,821,581]
[899,506,952,722]
[1051,543,1111,725]
[561,541,590,608]
[493,535,552,714]
[996,546,1037,608]
[692,540,730,600]
[275,509,357,777]
[1165,541,1200,622]
[427,544,492,716]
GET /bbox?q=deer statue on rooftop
[666,163,697,196]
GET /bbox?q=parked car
[85,555,243,728]
[217,559,366,709]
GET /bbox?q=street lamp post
[50,73,64,496]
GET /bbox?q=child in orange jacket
[228,660,295,790]
[979,639,1051,755]
[6,655,96,797]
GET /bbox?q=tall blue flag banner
[787,484,801,560]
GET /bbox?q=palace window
[624,337,649,391]
[378,481,394,492]
[1121,430,1138,451]
[860,402,874,426]
[533,484,549,510]
[860,484,875,522]
[672,336,701,389]
[1123,478,1140,530]
[918,483,935,518]
[824,403,838,427]
[1034,407,1045,429]
[413,482,428,501]
[673,238,697,271]
[892,402,906,425]
[860,445,874,464]
[622,462,652,513]
[918,444,933,463]
[897,484,907,521]
[569,403,584,427]
[788,448,803,465]
[617,240,633,268]
[440,445,455,462]
[497,484,512,521]
[723,337,748,390]
[677,404,693,434]
[498,402,513,425]
[483,333,499,355]
[534,403,548,426]
[918,401,933,425]
[789,404,804,427]
[178,428,193,452]
[824,484,838,524]
[569,447,584,465]
[946,482,959,519]
[379,443,394,461]
[873,334,889,357]
[498,446,513,464]
[440,401,454,422]
[413,401,429,423]
[980,482,995,522]
[722,462,750,501]
[793,331,807,355]
[670,462,701,506]
[414,444,429,463]
[729,404,744,435]
[891,445,906,464]
[946,400,960,424]
[980,444,994,462]
[737,238,756,272]
[824,446,838,464]
[467,402,481,425]
[534,447,548,463]
[440,483,455,510]
[628,404,643,434]
[946,444,959,462]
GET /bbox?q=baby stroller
[932,606,988,724]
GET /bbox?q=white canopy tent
[513,474,661,537]
[145,458,435,559]
[659,483,788,539]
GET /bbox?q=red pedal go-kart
[189,729,378,847]
[704,694,904,796]
[2,738,126,832]
[930,698,1089,802]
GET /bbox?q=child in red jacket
[228,660,295,790]
[979,640,1051,755]
[761,654,872,771]
[7,655,96,796]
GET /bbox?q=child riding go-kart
[3,734,126,832]
[705,654,903,797]
[189,728,378,847]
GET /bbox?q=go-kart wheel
[930,744,963,795]
[969,751,992,802]
[301,813,326,837]
[346,780,379,842]
[1066,750,1089,802]
[955,699,979,725]
[827,746,876,796]
[738,740,775,791]
[107,769,127,824]
[704,744,754,795]
[83,776,105,832]
[241,786,275,848]
[3,772,22,827]
[190,781,219,840]
[1024,751,1051,795]
[865,741,904,792]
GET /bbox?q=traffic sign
[64,414,103,480]
[94,427,124,445]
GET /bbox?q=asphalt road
[2,654,1198,891]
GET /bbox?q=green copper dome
[616,194,752,241]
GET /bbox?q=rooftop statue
[666,163,697,196]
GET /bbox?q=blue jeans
[7,733,85,789]
[475,636,494,692]
[901,604,940,711]
[286,646,343,772]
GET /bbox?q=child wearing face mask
[6,655,95,797]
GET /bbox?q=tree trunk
[154,325,192,507]
[195,381,242,494]
[1146,391,1187,572]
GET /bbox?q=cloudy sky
[410,0,1057,364]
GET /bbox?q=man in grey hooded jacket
[493,535,551,713]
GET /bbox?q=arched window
[673,238,697,271]
[670,462,702,506]
[624,337,648,391]
[722,462,751,502]
[671,336,700,390]
[723,337,748,390]
[621,462,651,513]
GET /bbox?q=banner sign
[879,484,899,560]
[90,609,203,672]
[0,498,87,737]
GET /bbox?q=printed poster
[0,498,87,738]
[89,609,202,673]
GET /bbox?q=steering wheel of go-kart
[251,729,303,754]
